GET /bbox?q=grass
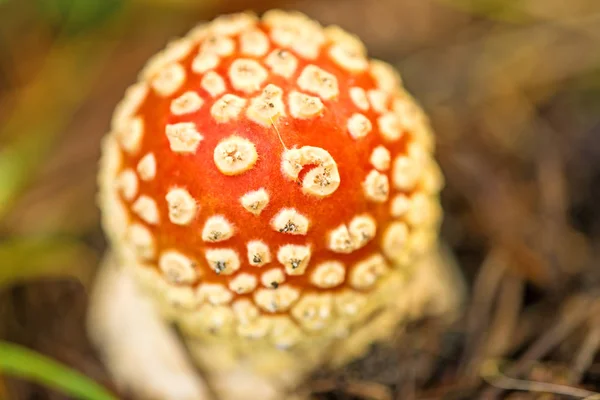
[0,341,117,400]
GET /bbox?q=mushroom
[89,10,464,400]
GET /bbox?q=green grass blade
[0,341,117,400]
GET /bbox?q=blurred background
[1,0,600,399]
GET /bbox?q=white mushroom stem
[191,363,304,400]
[183,243,464,400]
[87,252,211,400]
[87,245,464,400]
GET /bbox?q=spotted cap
[98,10,444,375]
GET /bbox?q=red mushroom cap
[99,10,442,356]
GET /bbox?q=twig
[484,272,523,357]
[459,249,508,377]
[480,295,595,399]
[570,318,600,383]
[481,358,600,398]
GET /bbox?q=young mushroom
[90,10,463,400]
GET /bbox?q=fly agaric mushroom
[89,10,463,400]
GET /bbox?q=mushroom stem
[87,252,211,400]
[185,243,464,400]
[183,332,312,400]
[196,366,305,400]
[88,245,463,400]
